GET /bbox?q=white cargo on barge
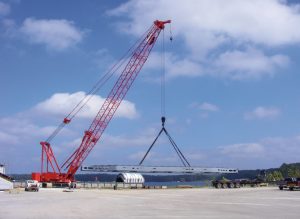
[116,173,145,184]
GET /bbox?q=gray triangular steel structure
[139,117,191,167]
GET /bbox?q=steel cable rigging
[139,27,191,167]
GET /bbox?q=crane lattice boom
[32,20,171,183]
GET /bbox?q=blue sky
[1,0,300,173]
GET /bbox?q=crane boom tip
[154,20,171,29]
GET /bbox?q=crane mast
[32,20,171,183]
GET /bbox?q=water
[144,181,208,187]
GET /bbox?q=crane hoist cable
[139,25,191,167]
[161,29,166,118]
[161,23,173,118]
[45,25,153,143]
[169,22,173,41]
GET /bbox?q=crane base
[31,172,73,183]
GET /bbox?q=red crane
[32,20,171,184]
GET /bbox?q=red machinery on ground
[32,20,171,184]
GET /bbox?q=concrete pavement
[0,187,299,219]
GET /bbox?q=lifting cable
[161,29,166,118]
[45,26,153,143]
[139,117,191,167]
[139,26,191,167]
[169,22,173,42]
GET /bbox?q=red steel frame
[32,20,171,183]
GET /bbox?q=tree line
[266,163,300,181]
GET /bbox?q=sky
[1,0,300,173]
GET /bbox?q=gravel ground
[0,187,300,219]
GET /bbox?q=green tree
[295,169,300,177]
[266,172,275,181]
[273,171,283,181]
[266,171,283,181]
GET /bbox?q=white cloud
[92,48,115,70]
[125,133,300,169]
[144,52,203,80]
[0,116,60,162]
[128,152,185,166]
[32,91,138,119]
[214,48,290,80]
[244,106,281,120]
[128,151,154,161]
[0,2,10,16]
[219,143,265,158]
[260,135,300,161]
[101,133,154,148]
[167,57,203,78]
[0,91,139,172]
[145,49,288,81]
[0,131,18,145]
[108,0,300,47]
[213,135,300,168]
[128,151,183,166]
[198,102,219,112]
[20,18,84,50]
[0,115,68,172]
[184,152,206,161]
[107,0,298,80]
[0,117,56,140]
[189,102,219,119]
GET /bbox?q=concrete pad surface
[0,187,300,219]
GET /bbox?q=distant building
[0,164,5,174]
[0,164,13,190]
